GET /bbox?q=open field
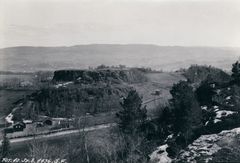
[8,126,116,159]
[131,72,186,115]
[0,74,33,83]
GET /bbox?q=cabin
[36,122,44,128]
[37,116,53,127]
[151,89,161,96]
[4,122,26,134]
[13,122,26,131]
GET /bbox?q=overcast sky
[0,0,240,48]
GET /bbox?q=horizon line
[1,43,240,49]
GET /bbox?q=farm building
[4,122,26,134]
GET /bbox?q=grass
[131,72,186,116]
[0,74,33,83]
[8,126,116,159]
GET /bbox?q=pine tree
[116,90,147,134]
[196,76,216,106]
[170,81,202,144]
[232,61,240,85]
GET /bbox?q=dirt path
[1,123,116,145]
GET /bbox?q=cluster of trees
[115,82,203,160]
[26,85,130,118]
[183,64,231,84]
[95,64,127,70]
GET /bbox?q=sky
[0,0,240,48]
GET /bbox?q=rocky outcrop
[176,127,240,163]
[52,69,147,84]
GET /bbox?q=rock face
[176,127,240,163]
[52,69,147,84]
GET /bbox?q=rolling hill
[0,44,239,72]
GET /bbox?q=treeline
[20,85,131,119]
[52,68,148,83]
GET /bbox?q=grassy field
[8,126,116,159]
[131,72,186,115]
[0,74,33,83]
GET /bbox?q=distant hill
[0,44,239,72]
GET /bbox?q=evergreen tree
[116,90,147,134]
[170,81,202,144]
[196,76,216,106]
[232,61,240,85]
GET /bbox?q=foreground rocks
[176,127,240,163]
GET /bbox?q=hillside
[9,69,184,120]
[0,45,239,72]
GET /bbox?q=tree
[1,133,10,160]
[232,61,240,85]
[170,81,202,144]
[196,76,216,106]
[116,90,147,134]
[28,139,67,161]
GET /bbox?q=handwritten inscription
[2,158,67,163]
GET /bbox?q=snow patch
[201,106,208,110]
[213,106,219,109]
[226,96,231,100]
[178,127,240,162]
[215,110,237,119]
[23,119,33,124]
[214,109,219,112]
[55,81,74,88]
[149,144,172,163]
[215,89,221,94]
[205,121,209,126]
[5,113,14,124]
[165,134,174,143]
[214,119,221,124]
[178,133,222,162]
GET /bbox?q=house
[36,122,44,128]
[4,122,26,134]
[37,115,53,126]
[13,122,26,131]
[151,89,161,96]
